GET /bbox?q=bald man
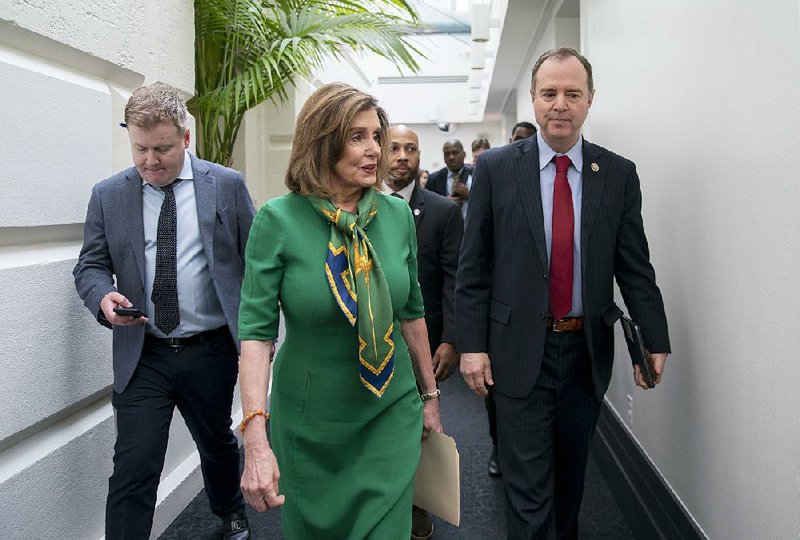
[385,125,464,539]
[425,138,474,220]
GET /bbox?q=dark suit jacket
[425,164,474,197]
[73,155,256,393]
[455,137,669,399]
[409,185,464,354]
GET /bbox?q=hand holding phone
[113,306,147,318]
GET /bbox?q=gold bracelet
[239,409,270,433]
[420,389,441,402]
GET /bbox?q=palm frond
[190,0,422,166]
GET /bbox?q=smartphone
[113,306,146,318]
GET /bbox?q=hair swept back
[471,138,490,152]
[286,82,390,197]
[124,83,189,133]
[530,47,594,93]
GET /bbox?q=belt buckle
[166,338,183,348]
[551,318,564,332]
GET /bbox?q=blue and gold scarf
[310,189,395,397]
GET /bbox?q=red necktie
[549,155,573,320]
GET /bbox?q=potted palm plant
[191,0,422,166]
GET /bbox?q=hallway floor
[160,373,633,539]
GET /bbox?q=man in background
[510,121,537,142]
[425,138,474,220]
[74,83,255,540]
[385,124,464,539]
[471,137,491,165]
[457,48,670,539]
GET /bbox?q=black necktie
[152,180,182,335]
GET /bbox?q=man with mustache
[456,48,670,539]
[384,124,463,540]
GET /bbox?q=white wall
[0,2,210,538]
[509,0,800,537]
[583,1,800,537]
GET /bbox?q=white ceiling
[313,0,580,124]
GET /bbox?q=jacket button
[542,274,548,279]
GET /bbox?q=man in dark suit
[483,119,541,480]
[456,48,670,539]
[73,83,255,540]
[425,138,474,220]
[385,124,463,539]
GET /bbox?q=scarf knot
[310,189,395,397]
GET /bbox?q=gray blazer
[456,137,670,399]
[73,155,256,393]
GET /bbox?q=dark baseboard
[592,401,706,540]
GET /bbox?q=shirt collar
[141,151,194,187]
[447,166,466,179]
[537,133,583,173]
[381,179,415,202]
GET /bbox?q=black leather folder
[620,316,655,389]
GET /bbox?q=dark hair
[530,47,594,92]
[286,82,390,196]
[512,121,536,133]
[471,138,490,152]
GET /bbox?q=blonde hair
[124,83,188,132]
[286,82,390,197]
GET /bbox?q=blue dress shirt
[142,152,227,337]
[537,133,584,317]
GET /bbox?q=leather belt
[146,325,229,348]
[545,317,584,332]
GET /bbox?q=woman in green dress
[237,82,442,539]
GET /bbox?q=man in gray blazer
[73,83,255,540]
[457,48,670,539]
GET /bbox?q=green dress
[239,191,424,539]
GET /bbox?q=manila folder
[413,430,460,526]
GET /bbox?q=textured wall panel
[0,47,112,227]
[0,257,112,441]
[2,0,194,91]
[0,416,114,539]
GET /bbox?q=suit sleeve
[438,201,464,346]
[455,156,493,353]
[614,165,670,353]
[235,172,257,263]
[72,184,116,328]
[400,202,425,319]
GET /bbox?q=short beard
[387,166,419,191]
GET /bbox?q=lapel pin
[591,162,600,172]
[413,208,421,216]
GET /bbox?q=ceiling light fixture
[471,1,491,42]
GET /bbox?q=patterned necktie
[152,180,182,334]
[450,171,461,194]
[549,155,573,320]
